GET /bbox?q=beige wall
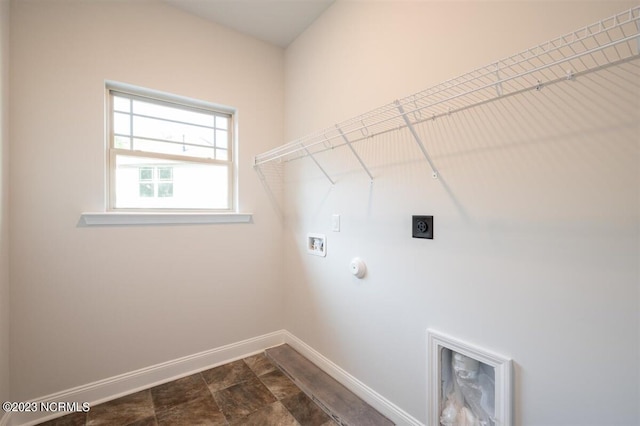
[9,0,284,400]
[0,0,10,407]
[283,2,639,425]
[6,1,640,424]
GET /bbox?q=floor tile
[259,369,302,400]
[266,345,393,426]
[229,401,299,426]
[86,390,155,426]
[281,391,335,426]
[155,396,226,426]
[34,347,373,426]
[202,359,257,393]
[243,353,277,377]
[213,376,277,422]
[125,416,158,426]
[36,411,87,426]
[150,373,210,412]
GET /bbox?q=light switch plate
[332,214,340,232]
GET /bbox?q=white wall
[283,2,639,425]
[0,0,10,408]
[9,0,284,401]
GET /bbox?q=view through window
[107,85,234,210]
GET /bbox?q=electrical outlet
[412,215,433,239]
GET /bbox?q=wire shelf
[254,7,640,182]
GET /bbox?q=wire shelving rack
[253,7,640,184]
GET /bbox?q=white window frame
[106,82,236,212]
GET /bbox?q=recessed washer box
[307,233,326,257]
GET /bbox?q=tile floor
[37,353,336,426]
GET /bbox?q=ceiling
[163,0,335,48]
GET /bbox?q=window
[138,166,173,198]
[107,84,234,211]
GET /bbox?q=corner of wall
[0,0,11,409]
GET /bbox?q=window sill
[79,212,252,226]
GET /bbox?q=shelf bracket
[565,69,575,81]
[253,160,266,181]
[336,125,374,182]
[396,101,439,179]
[495,63,503,97]
[301,144,335,185]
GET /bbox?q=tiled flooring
[37,353,336,426]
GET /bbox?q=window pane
[216,149,228,161]
[114,136,130,149]
[158,167,173,180]
[215,129,228,149]
[139,167,153,180]
[114,155,229,209]
[158,183,173,197]
[139,183,154,197]
[132,115,214,147]
[114,112,131,136]
[113,96,131,113]
[133,99,214,127]
[215,115,228,130]
[132,138,214,159]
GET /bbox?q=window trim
[79,211,252,226]
[105,81,237,212]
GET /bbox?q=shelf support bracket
[396,101,439,179]
[495,63,503,97]
[254,161,266,181]
[336,125,374,182]
[301,144,335,185]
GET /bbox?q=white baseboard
[7,330,422,426]
[9,330,286,426]
[283,331,424,426]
